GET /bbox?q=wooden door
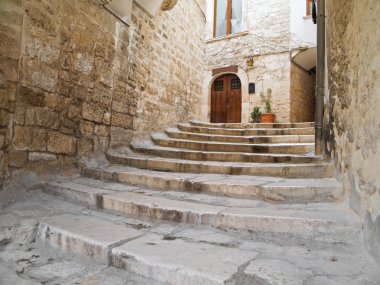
[211,74,241,123]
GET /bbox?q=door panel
[211,74,241,123]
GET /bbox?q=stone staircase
[36,120,380,284]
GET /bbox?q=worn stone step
[152,133,314,154]
[178,123,315,136]
[43,179,360,243]
[106,146,335,178]
[37,214,143,263]
[189,120,315,129]
[166,127,315,144]
[81,164,342,203]
[130,142,321,164]
[35,210,380,285]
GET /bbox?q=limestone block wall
[129,0,206,139]
[0,0,24,185]
[0,0,206,173]
[326,0,380,265]
[203,0,293,123]
[290,63,315,122]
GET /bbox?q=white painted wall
[290,0,317,47]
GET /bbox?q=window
[231,78,241,89]
[213,0,242,37]
[214,80,224,91]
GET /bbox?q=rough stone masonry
[0,0,206,182]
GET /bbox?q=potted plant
[260,89,276,123]
[250,107,261,123]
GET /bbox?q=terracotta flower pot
[260,113,276,123]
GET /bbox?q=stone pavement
[0,189,379,285]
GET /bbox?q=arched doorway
[210,74,242,123]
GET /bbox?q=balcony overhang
[292,47,317,71]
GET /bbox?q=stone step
[43,179,360,243]
[130,142,321,164]
[106,148,335,178]
[152,133,314,154]
[81,164,342,203]
[166,127,315,144]
[178,123,315,136]
[35,210,380,285]
[189,120,315,129]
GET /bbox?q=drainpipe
[315,0,325,155]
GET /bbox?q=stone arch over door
[201,67,249,123]
[210,74,242,123]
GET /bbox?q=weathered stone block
[21,58,58,92]
[110,127,133,147]
[28,152,57,162]
[47,131,75,154]
[0,134,5,149]
[94,124,109,137]
[24,36,60,65]
[25,108,60,129]
[111,100,129,113]
[74,52,94,75]
[0,31,20,59]
[79,121,94,136]
[46,93,68,112]
[60,118,77,135]
[13,126,47,151]
[8,150,28,168]
[77,139,93,155]
[67,105,81,122]
[0,57,19,82]
[0,109,9,127]
[14,106,26,125]
[24,5,57,37]
[82,102,104,123]
[18,85,47,107]
[111,112,133,129]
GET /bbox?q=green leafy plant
[251,106,261,123]
[264,88,273,113]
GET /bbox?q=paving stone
[111,233,257,285]
[27,260,87,283]
[0,264,40,285]
[37,214,143,262]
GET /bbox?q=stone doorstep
[188,120,315,129]
[108,149,333,178]
[43,181,358,243]
[81,165,342,203]
[177,123,315,136]
[151,133,315,155]
[165,128,315,144]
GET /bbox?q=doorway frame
[201,67,249,123]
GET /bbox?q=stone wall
[0,0,24,186]
[326,0,380,265]
[0,0,206,174]
[290,63,315,122]
[126,0,206,140]
[6,0,132,169]
[203,0,314,123]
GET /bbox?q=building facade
[202,0,317,123]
